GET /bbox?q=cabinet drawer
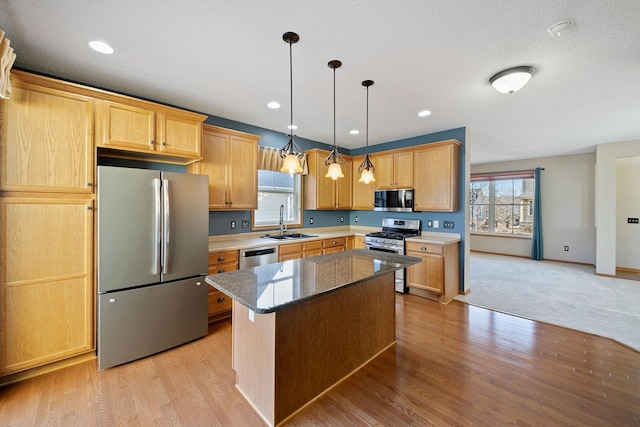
[323,237,346,248]
[208,289,232,316]
[208,261,238,275]
[279,243,303,255]
[209,250,238,266]
[406,241,444,255]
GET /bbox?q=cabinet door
[200,129,230,209]
[96,100,156,152]
[227,135,258,209]
[157,113,202,159]
[279,243,303,262]
[335,159,352,209]
[1,197,93,374]
[414,142,459,211]
[373,153,394,189]
[351,155,374,210]
[394,151,414,188]
[406,252,444,294]
[1,82,94,193]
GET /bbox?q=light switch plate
[433,220,439,228]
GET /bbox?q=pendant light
[358,80,376,184]
[325,59,345,180]
[279,32,304,174]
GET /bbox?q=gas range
[365,218,421,293]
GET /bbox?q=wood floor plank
[1,295,639,426]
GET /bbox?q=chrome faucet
[279,204,285,236]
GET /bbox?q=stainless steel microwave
[373,189,414,212]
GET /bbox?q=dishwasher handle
[243,248,276,257]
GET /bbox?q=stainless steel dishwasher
[239,246,279,269]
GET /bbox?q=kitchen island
[206,249,420,426]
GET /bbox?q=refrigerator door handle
[163,178,171,274]
[152,178,162,275]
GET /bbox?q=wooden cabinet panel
[158,113,202,158]
[413,140,460,212]
[1,197,93,374]
[322,237,346,254]
[0,79,94,193]
[96,100,155,151]
[192,125,259,210]
[406,241,459,304]
[305,149,352,210]
[351,155,375,210]
[373,150,413,190]
[279,243,303,262]
[207,249,238,323]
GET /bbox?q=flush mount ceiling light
[325,59,346,180]
[358,80,376,184]
[489,66,536,94]
[267,101,280,109]
[88,40,114,54]
[279,32,304,174]
[418,110,432,117]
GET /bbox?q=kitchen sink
[261,233,318,240]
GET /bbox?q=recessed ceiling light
[287,125,297,130]
[88,40,114,54]
[267,101,280,109]
[350,130,359,135]
[418,110,432,117]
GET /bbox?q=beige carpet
[455,252,640,352]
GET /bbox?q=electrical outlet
[310,217,314,224]
[443,220,454,229]
[230,221,236,229]
[355,216,359,223]
[241,220,249,228]
[564,245,569,251]
[629,218,639,224]
[433,220,439,228]
[340,216,344,222]
[427,220,433,227]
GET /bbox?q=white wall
[615,156,640,270]
[471,153,596,264]
[596,139,640,276]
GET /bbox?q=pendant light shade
[358,79,376,184]
[489,66,536,94]
[279,32,304,174]
[324,59,345,180]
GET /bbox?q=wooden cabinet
[207,250,238,323]
[0,74,94,193]
[373,150,414,190]
[323,237,347,254]
[189,124,259,210]
[353,235,365,249]
[405,241,459,304]
[413,139,461,212]
[305,149,352,210]
[278,240,324,261]
[351,155,375,210]
[0,197,94,374]
[95,98,205,163]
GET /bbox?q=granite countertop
[205,249,421,314]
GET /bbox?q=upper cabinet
[95,98,205,164]
[0,72,94,193]
[373,150,413,190]
[351,154,374,210]
[188,124,259,210]
[305,149,352,210]
[413,139,461,212]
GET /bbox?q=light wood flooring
[1,295,639,426]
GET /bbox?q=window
[470,171,535,236]
[253,170,302,229]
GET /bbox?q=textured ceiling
[1,0,639,164]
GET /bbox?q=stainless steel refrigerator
[97,166,209,370]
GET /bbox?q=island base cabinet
[231,273,396,426]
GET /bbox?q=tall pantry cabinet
[0,71,95,376]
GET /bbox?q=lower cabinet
[405,241,459,303]
[0,197,94,375]
[278,240,324,262]
[323,237,347,254]
[207,250,238,323]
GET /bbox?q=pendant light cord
[289,39,293,135]
[333,66,336,151]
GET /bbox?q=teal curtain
[531,167,543,260]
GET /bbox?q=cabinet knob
[86,182,92,187]
[218,256,225,262]
[332,241,337,245]
[86,206,92,211]
[217,296,225,303]
[421,246,427,251]
[149,140,155,146]
[162,142,167,146]
[218,268,225,273]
